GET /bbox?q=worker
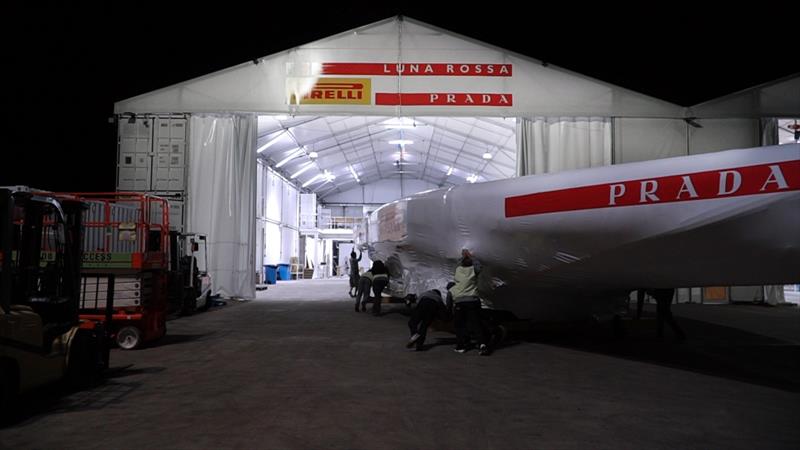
[449,248,490,355]
[347,250,362,297]
[354,269,373,312]
[369,260,389,316]
[636,288,646,319]
[650,288,686,341]
[406,289,447,351]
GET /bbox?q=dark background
[5,3,798,192]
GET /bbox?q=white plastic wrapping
[187,114,257,299]
[363,144,800,321]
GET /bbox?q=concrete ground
[2,278,799,449]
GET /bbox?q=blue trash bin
[264,265,278,284]
[277,263,291,281]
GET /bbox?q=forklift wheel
[116,326,142,350]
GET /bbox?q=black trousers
[355,278,372,310]
[453,299,487,348]
[408,298,439,349]
[651,288,685,339]
[371,278,388,314]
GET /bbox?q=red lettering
[506,160,800,218]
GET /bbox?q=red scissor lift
[57,192,170,350]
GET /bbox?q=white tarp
[187,114,257,299]
[364,144,800,320]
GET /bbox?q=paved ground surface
[2,278,799,449]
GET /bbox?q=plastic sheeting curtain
[516,117,612,176]
[187,114,257,299]
[760,118,778,146]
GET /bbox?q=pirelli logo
[291,78,371,105]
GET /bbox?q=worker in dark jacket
[348,250,362,297]
[354,270,373,312]
[636,288,686,341]
[450,248,490,355]
[369,260,389,316]
[406,289,447,351]
[651,288,686,341]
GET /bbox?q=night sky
[6,3,798,192]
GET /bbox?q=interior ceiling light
[323,170,336,182]
[446,166,454,176]
[290,163,314,179]
[348,165,361,183]
[388,139,414,146]
[302,174,323,188]
[257,130,286,153]
[274,147,304,168]
[467,174,478,183]
[482,152,493,160]
[308,151,318,159]
[383,117,416,129]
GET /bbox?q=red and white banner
[321,62,512,77]
[375,93,512,106]
[505,160,800,218]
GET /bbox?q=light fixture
[256,130,287,153]
[302,174,323,188]
[290,163,314,179]
[446,166,454,176]
[467,174,478,183]
[388,139,414,146]
[684,117,703,129]
[274,114,289,121]
[323,170,336,182]
[482,152,493,160]
[348,165,361,183]
[308,151,318,159]
[274,147,305,168]
[383,117,416,129]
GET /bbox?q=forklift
[0,187,114,421]
[168,231,212,316]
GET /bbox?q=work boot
[406,333,421,349]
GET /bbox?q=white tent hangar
[113,16,800,300]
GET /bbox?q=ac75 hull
[363,144,800,321]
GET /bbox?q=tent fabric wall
[187,114,257,299]
[687,119,759,155]
[264,223,281,265]
[687,75,800,119]
[760,118,778,146]
[258,165,300,267]
[516,117,611,176]
[115,17,683,119]
[614,118,688,163]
